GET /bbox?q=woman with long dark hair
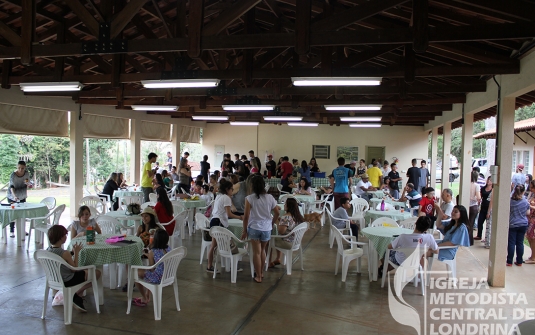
[154,187,175,236]
[508,184,530,266]
[309,157,320,173]
[102,172,119,211]
[436,205,470,261]
[475,177,493,241]
[242,175,280,283]
[294,177,313,196]
[467,171,481,246]
[299,160,311,183]
[269,198,304,268]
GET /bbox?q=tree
[0,134,19,184]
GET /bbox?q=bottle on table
[86,225,95,245]
[380,199,385,211]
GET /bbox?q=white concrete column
[430,127,438,190]
[171,124,180,168]
[130,117,141,185]
[69,111,84,217]
[458,113,474,209]
[488,97,516,287]
[441,122,452,192]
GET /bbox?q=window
[312,145,330,159]
[512,150,530,174]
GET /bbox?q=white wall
[511,132,535,176]
[203,123,429,174]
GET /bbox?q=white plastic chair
[140,202,152,210]
[121,195,143,210]
[167,185,178,198]
[157,211,187,249]
[326,208,352,248]
[41,197,56,210]
[279,194,297,204]
[149,193,158,204]
[400,217,418,230]
[96,215,121,234]
[195,213,212,264]
[34,250,100,325]
[370,217,400,228]
[127,247,187,320]
[27,204,66,249]
[427,246,458,286]
[209,227,251,283]
[80,195,106,215]
[330,224,371,282]
[277,184,288,195]
[94,185,102,194]
[309,196,329,226]
[349,198,369,232]
[268,222,308,275]
[382,245,428,296]
[265,184,271,192]
[321,193,335,213]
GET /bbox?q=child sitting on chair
[132,228,170,307]
[47,225,101,312]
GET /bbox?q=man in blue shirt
[332,157,352,209]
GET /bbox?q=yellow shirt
[367,167,383,188]
[140,161,153,187]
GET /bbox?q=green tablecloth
[365,209,412,223]
[69,234,143,267]
[172,199,206,209]
[311,178,330,188]
[369,198,408,209]
[361,227,413,259]
[0,203,49,228]
[265,178,282,188]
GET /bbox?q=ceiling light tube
[230,122,259,126]
[340,117,382,122]
[349,123,382,128]
[192,116,229,121]
[131,105,178,111]
[287,122,318,127]
[223,105,275,111]
[325,105,382,111]
[141,79,220,88]
[19,82,83,92]
[292,77,381,86]
[263,116,303,121]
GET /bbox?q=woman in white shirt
[206,179,243,273]
[294,178,313,196]
[242,175,280,283]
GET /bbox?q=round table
[292,194,316,213]
[370,198,408,209]
[0,203,49,247]
[367,190,390,199]
[112,190,144,210]
[365,209,412,223]
[69,234,143,304]
[172,199,206,236]
[104,211,143,234]
[361,226,413,281]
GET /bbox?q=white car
[472,158,488,177]
[428,156,460,183]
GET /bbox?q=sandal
[132,298,147,307]
[268,260,280,268]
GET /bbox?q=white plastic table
[293,194,316,213]
[364,209,412,224]
[0,203,49,247]
[172,199,206,235]
[361,226,413,281]
[105,211,143,234]
[112,190,144,211]
[369,198,408,209]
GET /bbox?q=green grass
[26,196,70,208]
[434,181,459,196]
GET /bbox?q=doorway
[366,146,385,164]
[214,145,225,171]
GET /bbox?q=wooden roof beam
[202,0,262,36]
[110,0,150,39]
[64,0,100,37]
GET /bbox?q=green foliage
[0,134,19,184]
[428,120,486,164]
[25,136,70,184]
[515,103,535,121]
[84,139,125,184]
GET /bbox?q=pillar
[430,127,438,189]
[130,117,141,184]
[69,110,84,217]
[488,97,515,287]
[458,113,474,209]
[171,124,181,168]
[441,122,452,192]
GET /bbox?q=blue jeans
[507,226,527,264]
[390,189,399,199]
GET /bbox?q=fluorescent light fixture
[141,79,220,88]
[263,116,303,121]
[222,105,275,111]
[287,122,318,127]
[131,105,178,111]
[230,122,259,126]
[191,116,229,121]
[340,116,382,122]
[325,105,382,111]
[292,77,381,86]
[349,123,382,128]
[19,82,83,92]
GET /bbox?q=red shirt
[154,202,175,236]
[419,197,435,216]
[280,161,293,179]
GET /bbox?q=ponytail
[512,184,525,201]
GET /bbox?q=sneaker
[514,262,523,266]
[73,294,87,312]
[506,263,512,267]
[206,267,220,274]
[237,268,243,272]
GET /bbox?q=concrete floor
[2,220,535,335]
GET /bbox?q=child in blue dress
[132,228,170,307]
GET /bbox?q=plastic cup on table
[400,208,404,213]
[10,204,15,209]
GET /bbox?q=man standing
[406,159,420,193]
[170,166,179,181]
[141,152,158,202]
[434,188,454,230]
[367,161,383,188]
[511,164,525,191]
[344,160,357,178]
[265,154,277,177]
[332,157,352,209]
[248,150,261,171]
[280,156,293,188]
[388,163,402,199]
[166,151,173,171]
[419,160,430,194]
[234,154,243,171]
